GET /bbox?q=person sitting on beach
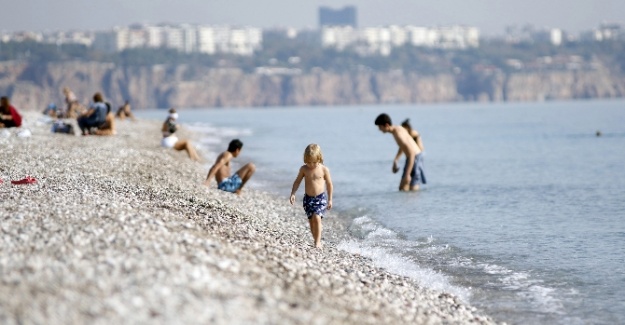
[392,118,425,174]
[0,96,23,128]
[116,100,136,121]
[62,87,80,118]
[289,144,333,248]
[375,113,426,191]
[94,102,116,136]
[160,108,200,161]
[203,139,256,195]
[77,92,108,135]
[43,102,59,118]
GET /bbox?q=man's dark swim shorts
[403,153,427,186]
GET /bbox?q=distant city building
[503,25,535,43]
[503,25,567,46]
[92,24,262,55]
[522,28,564,46]
[550,29,563,45]
[0,21,622,57]
[0,30,94,46]
[322,25,480,56]
[319,6,357,28]
[580,23,624,41]
[321,26,356,51]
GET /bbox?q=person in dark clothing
[77,92,107,135]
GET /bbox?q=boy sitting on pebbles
[203,139,256,195]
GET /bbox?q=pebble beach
[0,112,500,324]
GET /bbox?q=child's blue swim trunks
[303,192,327,219]
[218,174,242,193]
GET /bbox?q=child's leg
[309,214,322,248]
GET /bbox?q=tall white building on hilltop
[93,24,262,55]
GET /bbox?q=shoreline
[0,112,500,324]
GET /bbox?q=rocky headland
[1,60,624,110]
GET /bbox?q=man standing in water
[203,139,256,195]
[374,113,426,191]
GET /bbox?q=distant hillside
[1,59,623,111]
[2,37,625,109]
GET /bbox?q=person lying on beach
[203,139,256,195]
[375,113,426,191]
[160,108,200,161]
[289,144,333,248]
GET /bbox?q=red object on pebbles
[11,176,37,185]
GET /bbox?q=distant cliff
[1,60,624,111]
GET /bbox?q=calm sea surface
[137,100,625,325]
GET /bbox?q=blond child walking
[289,144,333,248]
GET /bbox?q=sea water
[137,100,625,325]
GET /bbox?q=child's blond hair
[304,143,324,164]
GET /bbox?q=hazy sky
[3,0,624,35]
